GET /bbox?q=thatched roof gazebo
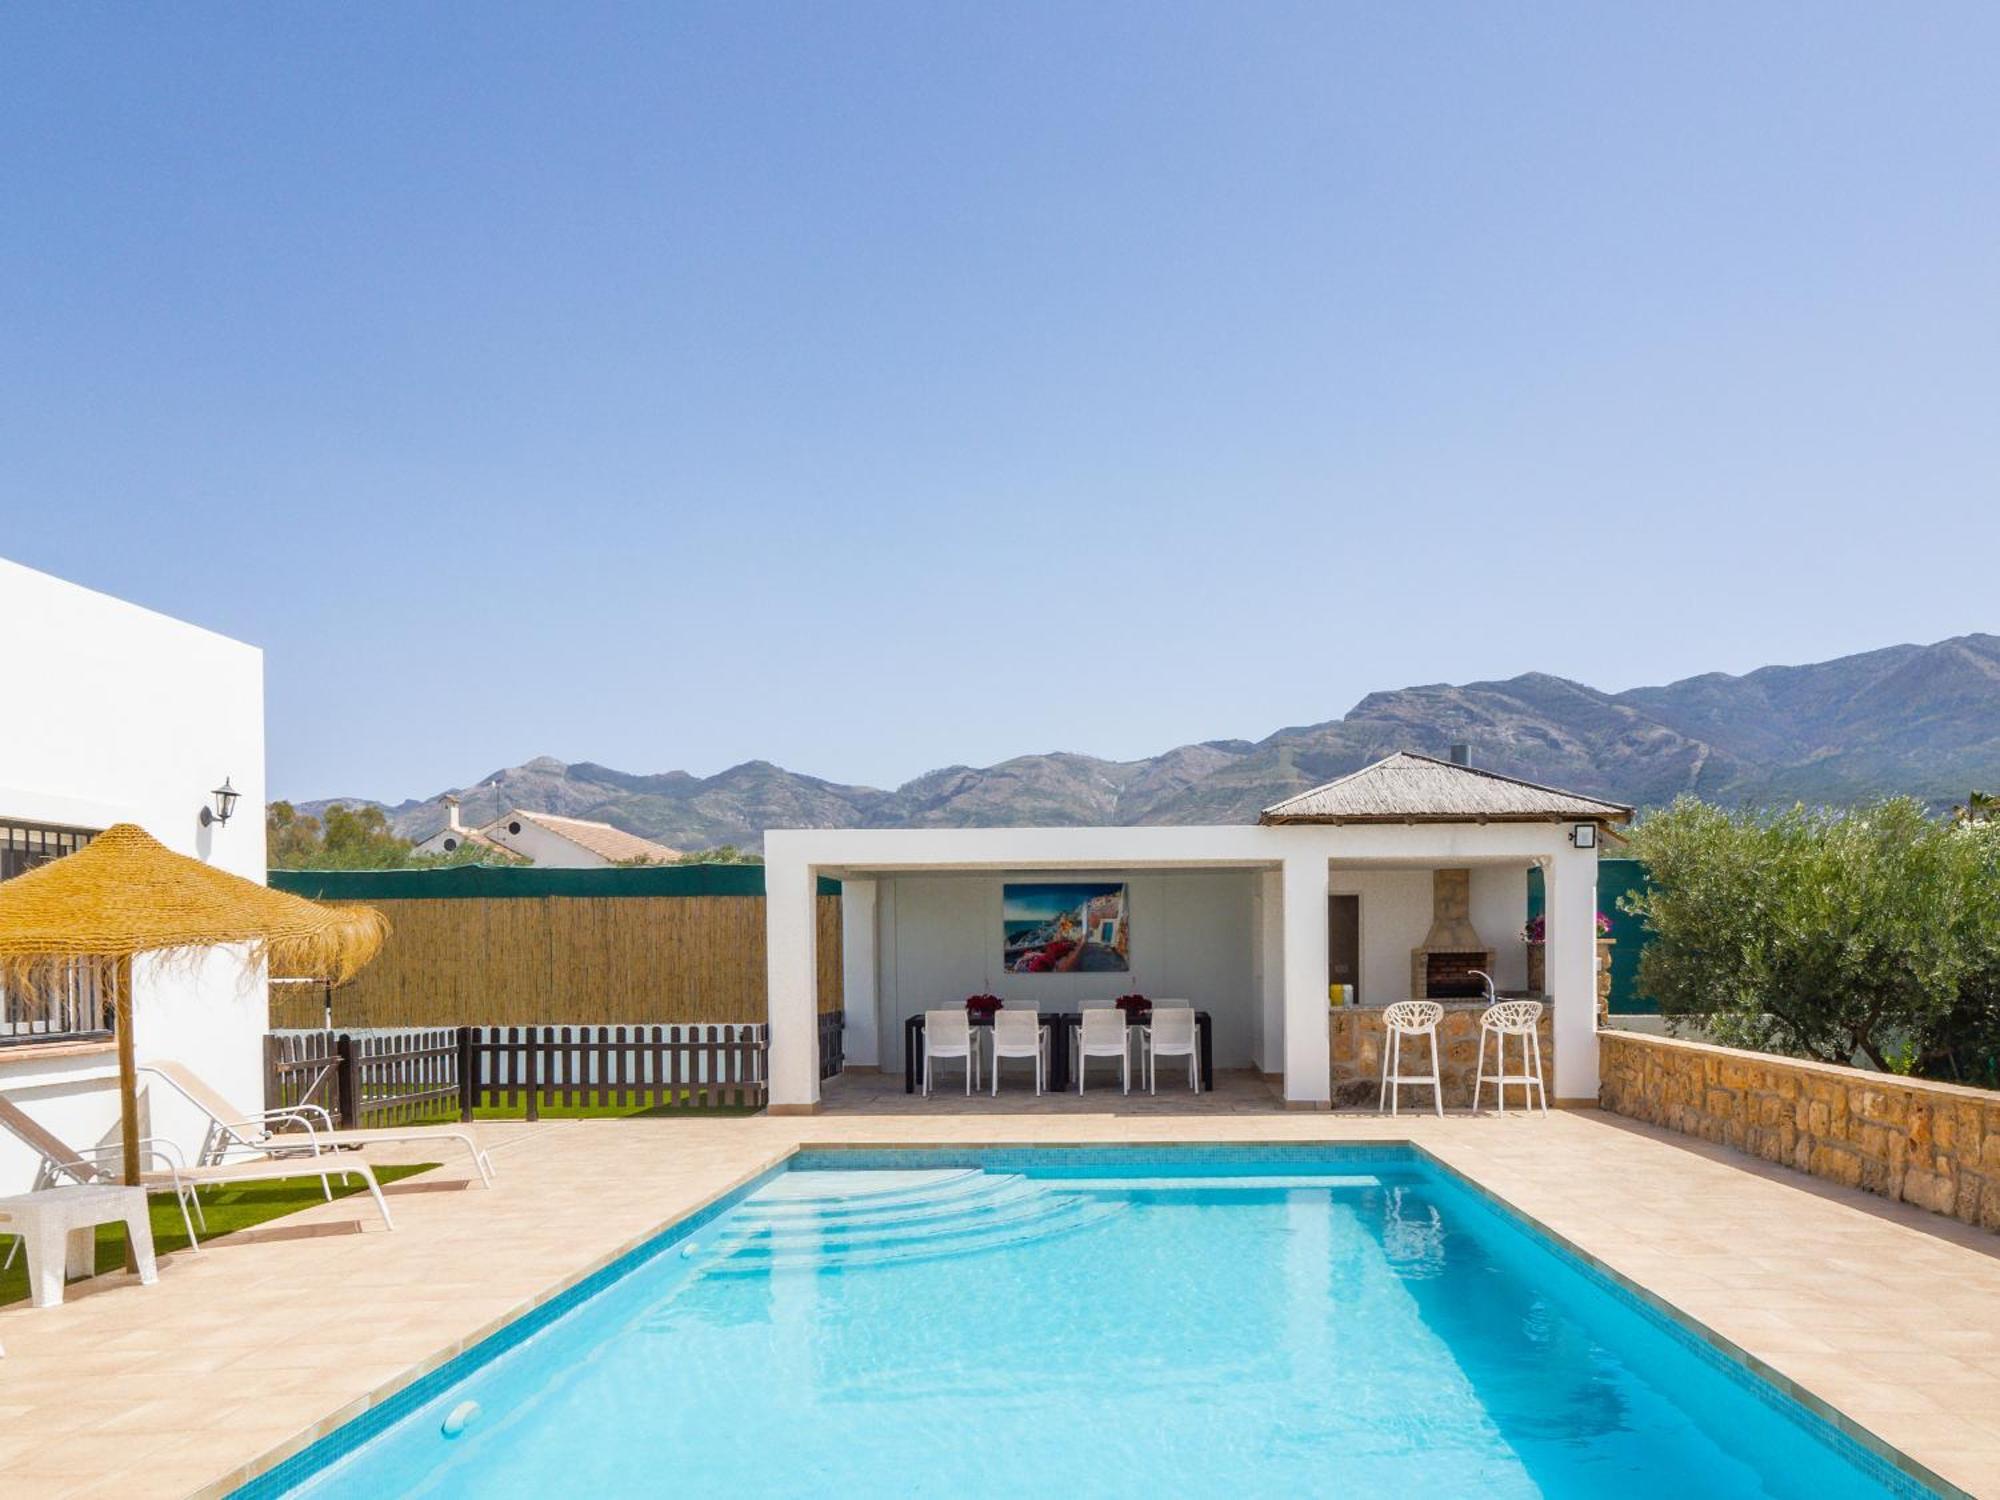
[0,824,387,1190]
[1259,751,1634,826]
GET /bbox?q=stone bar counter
[1327,998,1556,1109]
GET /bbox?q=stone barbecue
[1410,867,1495,999]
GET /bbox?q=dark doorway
[1327,894,1360,996]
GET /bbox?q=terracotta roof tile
[507,811,682,864]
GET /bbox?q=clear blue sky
[4,4,1996,802]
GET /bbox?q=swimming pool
[246,1146,1934,1499]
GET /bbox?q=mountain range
[296,634,2000,851]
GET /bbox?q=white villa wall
[0,557,268,1193]
[1327,865,1530,1006]
[1468,866,1531,994]
[1329,869,1428,1008]
[875,870,1261,1070]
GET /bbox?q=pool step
[742,1170,1004,1223]
[702,1197,1124,1276]
[1031,1174,1384,1194]
[748,1169,984,1209]
[729,1176,1047,1233]
[701,1171,1123,1275]
[720,1188,1084,1253]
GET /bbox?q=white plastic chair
[923,1009,981,1096]
[1073,1008,1130,1094]
[989,1007,1049,1095]
[1475,1000,1548,1114]
[1129,998,1187,1077]
[1143,1005,1200,1094]
[1379,1000,1445,1118]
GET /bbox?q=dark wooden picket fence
[264,1017,842,1124]
[818,1010,845,1077]
[467,1024,768,1117]
[264,1030,344,1122]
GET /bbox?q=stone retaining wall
[1329,1004,1555,1109]
[1598,1030,2000,1233]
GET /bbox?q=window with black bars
[1,819,107,1046]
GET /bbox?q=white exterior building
[0,557,269,1194]
[764,754,1628,1114]
[408,795,514,862]
[413,805,679,867]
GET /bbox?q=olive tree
[1623,797,1974,1073]
[1922,819,2000,1086]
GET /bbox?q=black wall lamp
[1569,822,1598,849]
[201,777,240,827]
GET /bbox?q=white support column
[1259,869,1285,1077]
[1545,843,1600,1103]
[1280,854,1331,1108]
[765,852,821,1113]
[839,878,880,1068]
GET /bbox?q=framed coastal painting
[1002,882,1129,973]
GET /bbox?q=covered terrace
[764,753,1631,1114]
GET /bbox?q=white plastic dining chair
[1379,1000,1445,1118]
[989,1007,1049,1095]
[923,1009,981,1097]
[1132,998,1188,1078]
[1474,1000,1547,1114]
[1074,1007,1130,1094]
[1143,1005,1200,1094]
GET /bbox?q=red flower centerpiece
[1114,993,1150,1015]
[964,993,1003,1022]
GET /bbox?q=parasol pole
[113,955,139,1189]
[324,978,337,1120]
[113,953,142,1273]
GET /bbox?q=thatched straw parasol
[0,824,387,1194]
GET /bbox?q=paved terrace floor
[1,1103,1996,1499]
[822,1064,1291,1113]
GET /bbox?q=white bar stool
[1379,1001,1445,1117]
[1474,1000,1548,1115]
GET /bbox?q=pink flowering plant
[1520,913,1613,945]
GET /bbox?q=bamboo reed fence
[268,893,842,1030]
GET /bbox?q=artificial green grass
[338,1095,760,1123]
[0,1162,437,1308]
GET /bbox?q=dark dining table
[903,1008,1213,1094]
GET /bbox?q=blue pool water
[256,1147,1929,1499]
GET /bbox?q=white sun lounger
[0,1091,394,1260]
[141,1058,495,1187]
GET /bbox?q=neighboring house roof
[419,827,514,858]
[494,810,682,864]
[1259,752,1633,825]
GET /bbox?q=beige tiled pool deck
[2,1090,1997,1499]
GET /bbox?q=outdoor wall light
[201,777,240,828]
[1569,822,1597,850]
